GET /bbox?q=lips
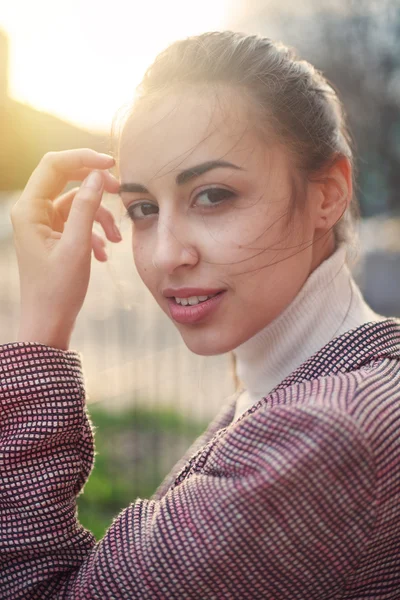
[166,291,225,324]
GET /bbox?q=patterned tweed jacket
[1,319,400,599]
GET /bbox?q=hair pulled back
[120,30,359,249]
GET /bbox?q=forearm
[0,342,96,596]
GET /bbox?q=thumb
[62,170,105,247]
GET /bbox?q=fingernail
[83,171,103,191]
[113,224,122,240]
[99,153,115,162]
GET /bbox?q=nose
[152,218,199,274]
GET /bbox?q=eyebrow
[118,160,244,195]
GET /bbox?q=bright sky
[0,0,235,133]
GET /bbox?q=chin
[177,326,239,356]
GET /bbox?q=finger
[54,188,122,242]
[92,231,108,262]
[52,187,80,233]
[53,187,80,214]
[13,168,120,235]
[19,149,115,202]
[99,170,120,194]
[94,206,122,242]
[63,168,120,194]
[62,170,106,249]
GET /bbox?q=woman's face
[118,88,320,355]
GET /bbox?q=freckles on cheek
[133,247,154,284]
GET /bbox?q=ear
[310,155,352,231]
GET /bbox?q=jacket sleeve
[0,342,377,599]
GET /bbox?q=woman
[2,31,400,599]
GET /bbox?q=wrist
[17,319,75,351]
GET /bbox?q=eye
[126,202,159,221]
[194,187,236,208]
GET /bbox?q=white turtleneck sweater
[232,243,387,421]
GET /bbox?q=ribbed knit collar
[232,244,387,420]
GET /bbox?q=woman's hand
[10,149,122,351]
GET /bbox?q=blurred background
[0,0,399,538]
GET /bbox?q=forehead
[118,88,275,182]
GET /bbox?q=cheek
[212,212,287,265]
[225,195,290,251]
[132,240,155,290]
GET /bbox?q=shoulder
[241,356,400,429]
[226,357,400,479]
[204,389,377,509]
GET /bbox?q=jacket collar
[227,318,400,425]
[271,318,400,394]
